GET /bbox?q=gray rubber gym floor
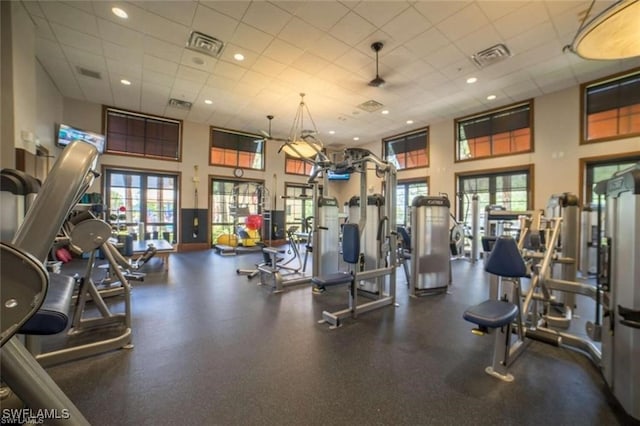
[45,250,635,425]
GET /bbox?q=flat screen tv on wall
[57,123,105,153]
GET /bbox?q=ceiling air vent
[471,43,511,68]
[357,99,384,113]
[76,66,102,79]
[186,31,225,58]
[168,98,192,110]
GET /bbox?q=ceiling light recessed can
[381,110,389,115]
[487,94,497,100]
[204,99,213,105]
[406,120,414,124]
[353,137,360,141]
[120,79,131,85]
[112,7,128,19]
[329,130,335,135]
[466,77,477,84]
[234,53,245,61]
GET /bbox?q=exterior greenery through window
[582,70,640,143]
[284,184,314,232]
[104,169,178,243]
[285,155,314,176]
[456,167,532,234]
[383,128,428,170]
[396,180,429,227]
[210,128,264,170]
[105,108,181,160]
[210,179,263,245]
[584,155,640,204]
[456,101,532,161]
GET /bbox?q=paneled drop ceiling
[24,1,640,145]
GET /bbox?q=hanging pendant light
[279,93,324,160]
[570,0,640,60]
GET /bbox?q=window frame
[579,152,640,205]
[382,127,429,171]
[396,178,430,227]
[102,165,181,244]
[103,106,182,161]
[209,127,265,171]
[454,164,534,228]
[454,100,534,163]
[580,68,640,144]
[285,155,314,176]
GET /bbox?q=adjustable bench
[20,273,75,335]
[463,235,527,382]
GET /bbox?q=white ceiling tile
[139,8,190,46]
[143,70,176,87]
[170,80,202,102]
[107,59,142,80]
[191,4,239,43]
[476,1,528,21]
[454,25,504,56]
[36,37,65,61]
[63,47,107,72]
[331,12,377,46]
[77,78,113,105]
[413,1,470,25]
[263,39,304,65]
[251,56,287,78]
[295,1,350,31]
[32,15,55,40]
[353,1,410,28]
[143,82,172,99]
[242,2,292,36]
[51,23,102,54]
[199,1,251,20]
[493,2,550,40]
[97,18,144,50]
[23,1,45,18]
[277,17,324,50]
[164,108,189,120]
[398,59,436,80]
[548,3,590,40]
[415,71,449,91]
[290,52,331,76]
[276,67,314,90]
[311,34,351,62]
[37,55,84,98]
[238,70,274,88]
[381,7,432,43]
[144,36,184,63]
[403,27,450,57]
[335,48,373,78]
[436,3,490,42]
[176,65,209,84]
[218,44,259,69]
[40,1,98,35]
[180,50,217,73]
[422,44,467,69]
[133,1,197,27]
[505,22,559,57]
[62,1,94,15]
[143,55,179,76]
[206,74,238,90]
[502,78,542,98]
[231,23,274,54]
[212,61,247,81]
[544,0,592,17]
[90,2,146,32]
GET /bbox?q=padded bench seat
[311,272,353,287]
[20,273,75,335]
[463,299,518,329]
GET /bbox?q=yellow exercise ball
[217,233,238,247]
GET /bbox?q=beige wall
[35,62,63,153]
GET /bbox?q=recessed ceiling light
[487,94,497,100]
[112,7,128,19]
[204,99,213,105]
[406,120,414,124]
[466,77,477,84]
[120,79,131,85]
[353,137,360,141]
[381,110,389,115]
[329,130,335,135]
[234,53,245,61]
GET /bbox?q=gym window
[284,183,314,232]
[383,128,429,170]
[581,69,640,143]
[396,179,429,227]
[285,155,314,176]
[210,179,264,246]
[210,128,264,170]
[581,153,640,205]
[104,107,181,161]
[455,165,533,233]
[455,101,533,162]
[103,168,179,244]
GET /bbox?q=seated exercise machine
[1,141,98,425]
[258,225,311,292]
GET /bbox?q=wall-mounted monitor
[327,170,350,181]
[57,123,105,153]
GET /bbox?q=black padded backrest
[485,236,527,277]
[342,223,360,264]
